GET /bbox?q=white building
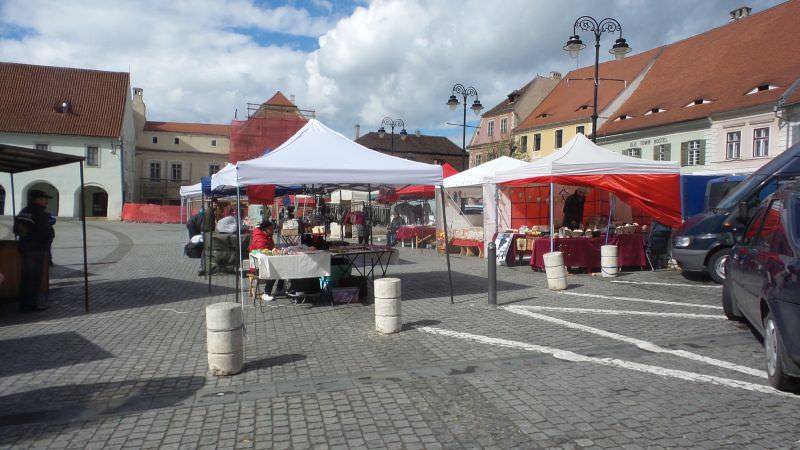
[0,62,135,219]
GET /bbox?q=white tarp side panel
[233,119,443,187]
[489,134,679,183]
[445,156,528,188]
[211,163,237,190]
[497,185,512,234]
[328,189,370,204]
[180,182,202,198]
[482,182,497,256]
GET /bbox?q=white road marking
[419,327,793,398]
[511,305,725,320]
[557,291,721,310]
[157,308,188,314]
[611,280,722,289]
[503,306,766,378]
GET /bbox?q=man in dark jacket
[187,209,204,237]
[13,190,55,312]
[562,188,586,229]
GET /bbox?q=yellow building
[514,48,661,159]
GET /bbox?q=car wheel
[721,280,744,321]
[764,312,796,391]
[707,249,729,284]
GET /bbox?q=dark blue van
[672,142,800,283]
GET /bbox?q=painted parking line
[419,327,794,398]
[557,291,721,310]
[503,306,766,378]
[511,305,725,320]
[611,280,722,289]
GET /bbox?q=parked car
[672,142,800,283]
[723,187,800,390]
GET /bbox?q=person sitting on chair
[250,221,284,302]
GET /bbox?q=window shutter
[680,142,688,167]
[652,145,659,161]
[664,143,671,161]
[698,140,706,166]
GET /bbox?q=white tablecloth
[250,252,331,280]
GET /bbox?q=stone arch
[75,183,109,218]
[24,181,60,216]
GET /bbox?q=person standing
[388,210,405,247]
[13,190,55,312]
[562,188,586,229]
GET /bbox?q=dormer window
[644,107,666,116]
[746,84,778,95]
[685,98,712,107]
[55,100,71,114]
[576,105,590,111]
[537,113,550,119]
[614,114,631,122]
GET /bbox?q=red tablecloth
[395,226,437,240]
[450,239,483,247]
[530,234,646,270]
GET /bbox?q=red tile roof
[599,0,800,136]
[144,121,230,136]
[516,48,663,132]
[264,91,296,107]
[0,62,129,138]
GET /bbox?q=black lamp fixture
[564,16,631,141]
[378,116,407,151]
[446,83,483,168]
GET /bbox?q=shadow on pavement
[395,271,529,301]
[402,319,441,330]
[0,332,114,377]
[245,353,306,371]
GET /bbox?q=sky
[0,0,787,143]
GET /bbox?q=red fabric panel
[511,218,526,229]
[529,234,647,269]
[122,204,183,223]
[450,239,482,247]
[396,163,458,197]
[511,202,527,219]
[505,174,681,227]
[247,185,276,205]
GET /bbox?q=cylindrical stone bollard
[601,244,619,278]
[374,278,402,334]
[206,302,243,376]
[543,251,567,290]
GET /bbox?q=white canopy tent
[444,156,528,189]
[179,182,202,199]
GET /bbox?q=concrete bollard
[374,278,402,334]
[543,251,567,290]
[601,245,619,278]
[206,302,243,376]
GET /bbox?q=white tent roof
[179,182,202,198]
[489,134,679,183]
[444,156,528,188]
[214,119,443,189]
[211,163,236,190]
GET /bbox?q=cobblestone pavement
[0,219,798,449]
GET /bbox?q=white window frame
[576,125,585,136]
[168,161,184,181]
[726,131,741,160]
[624,148,642,158]
[487,121,495,137]
[173,137,180,145]
[533,133,541,152]
[148,160,162,181]
[655,144,669,161]
[475,154,482,165]
[86,145,100,167]
[753,127,769,157]
[35,143,49,151]
[500,118,508,134]
[211,139,217,147]
[687,140,701,166]
[555,129,563,149]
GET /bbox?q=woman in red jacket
[250,221,283,301]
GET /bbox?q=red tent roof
[396,163,458,198]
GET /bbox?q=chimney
[729,6,752,21]
[549,71,562,81]
[290,94,296,104]
[354,124,360,139]
[415,130,421,137]
[133,87,143,96]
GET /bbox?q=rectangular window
[152,136,158,144]
[624,148,642,158]
[576,125,585,136]
[174,137,180,145]
[487,121,495,137]
[149,161,161,180]
[208,163,221,175]
[170,162,183,181]
[753,127,769,157]
[520,136,528,153]
[687,140,701,166]
[475,154,482,165]
[211,139,217,147]
[655,144,670,161]
[35,143,48,151]
[86,146,99,167]
[500,118,508,134]
[555,129,563,148]
[726,131,741,160]
[533,133,541,151]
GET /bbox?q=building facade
[132,88,230,205]
[468,73,560,167]
[356,130,466,169]
[0,62,135,219]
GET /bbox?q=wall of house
[120,90,137,204]
[600,125,710,174]
[135,149,228,204]
[0,133,124,219]
[516,120,592,160]
[708,109,788,174]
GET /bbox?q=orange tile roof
[599,0,800,136]
[0,62,129,138]
[264,91,296,107]
[144,121,231,136]
[516,48,663,132]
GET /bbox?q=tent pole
[10,173,16,218]
[79,162,89,313]
[235,177,243,306]
[605,192,614,246]
[549,182,554,253]
[367,184,372,245]
[439,186,455,304]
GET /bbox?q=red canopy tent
[396,163,459,199]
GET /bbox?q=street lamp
[377,116,407,151]
[564,16,631,142]
[446,84,483,168]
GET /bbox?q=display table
[451,239,483,257]
[529,234,647,271]
[329,246,399,281]
[395,225,436,248]
[0,241,48,300]
[250,251,331,280]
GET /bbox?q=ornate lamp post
[378,116,407,151]
[564,16,631,142]
[446,84,483,167]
